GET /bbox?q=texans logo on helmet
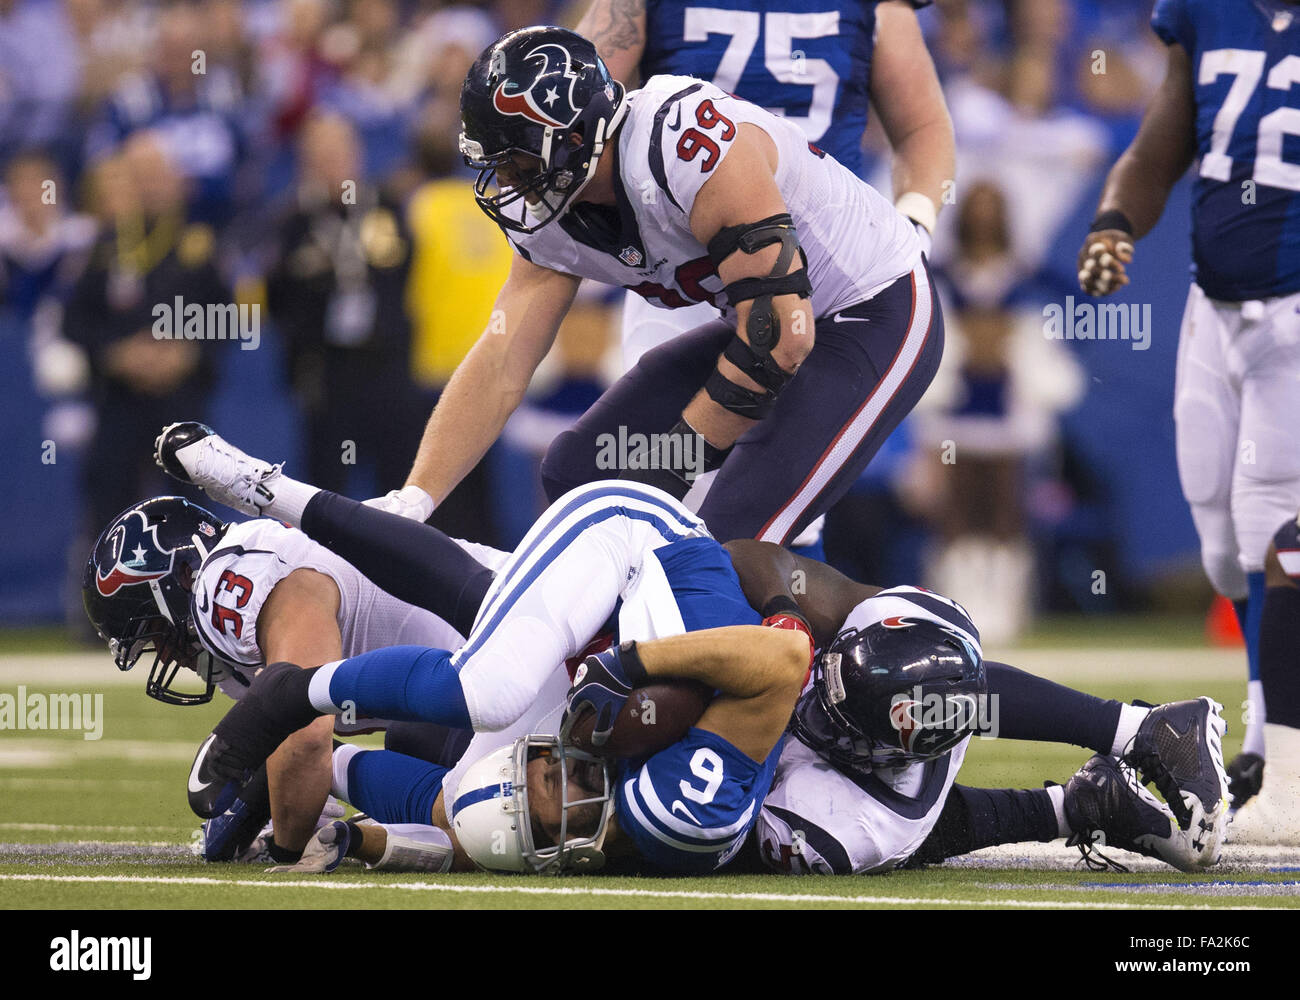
[94,510,175,597]
[888,698,921,752]
[493,43,582,129]
[889,692,979,753]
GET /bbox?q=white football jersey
[756,586,982,875]
[506,75,920,327]
[190,520,466,732]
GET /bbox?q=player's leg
[155,421,498,636]
[1231,519,1300,843]
[541,321,732,500]
[452,480,708,731]
[985,659,1227,850]
[1227,295,1300,808]
[698,258,942,543]
[906,756,1208,873]
[1172,288,1256,752]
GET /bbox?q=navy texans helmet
[459,26,627,233]
[793,615,986,772]
[82,497,228,705]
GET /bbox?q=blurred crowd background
[0,0,1221,645]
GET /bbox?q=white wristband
[895,191,938,236]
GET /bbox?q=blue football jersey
[640,1,931,176]
[1152,0,1300,300]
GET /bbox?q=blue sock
[347,750,448,825]
[327,645,472,730]
[1238,572,1267,682]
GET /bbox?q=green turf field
[2,632,1297,910]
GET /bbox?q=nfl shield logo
[619,246,643,267]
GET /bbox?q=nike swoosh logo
[671,800,701,824]
[188,734,216,793]
[832,313,869,324]
[668,103,682,131]
[196,592,210,614]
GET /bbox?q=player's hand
[561,642,649,748]
[363,484,435,522]
[1077,230,1134,297]
[266,820,352,874]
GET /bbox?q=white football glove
[363,484,435,522]
[267,820,352,874]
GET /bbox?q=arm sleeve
[1151,0,1195,51]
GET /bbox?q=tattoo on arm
[590,0,645,53]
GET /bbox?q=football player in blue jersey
[1077,0,1300,840]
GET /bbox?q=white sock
[1046,783,1070,837]
[1110,703,1150,757]
[1243,680,1267,758]
[331,743,362,801]
[308,660,344,713]
[262,475,320,527]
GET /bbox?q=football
[567,679,713,759]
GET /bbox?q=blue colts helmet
[82,497,228,705]
[459,26,627,233]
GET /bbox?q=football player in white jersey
[578,0,951,374]
[83,496,478,866]
[369,26,941,550]
[726,540,1233,875]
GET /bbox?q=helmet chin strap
[148,578,174,625]
[535,92,629,221]
[567,95,629,204]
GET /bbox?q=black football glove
[561,641,650,748]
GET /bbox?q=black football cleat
[199,661,324,792]
[1063,754,1215,872]
[187,732,244,819]
[1226,751,1265,813]
[1122,697,1228,837]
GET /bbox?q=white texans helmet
[451,734,614,874]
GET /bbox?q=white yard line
[0,873,1273,909]
[0,823,181,834]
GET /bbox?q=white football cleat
[155,421,283,516]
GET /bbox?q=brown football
[567,679,713,759]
